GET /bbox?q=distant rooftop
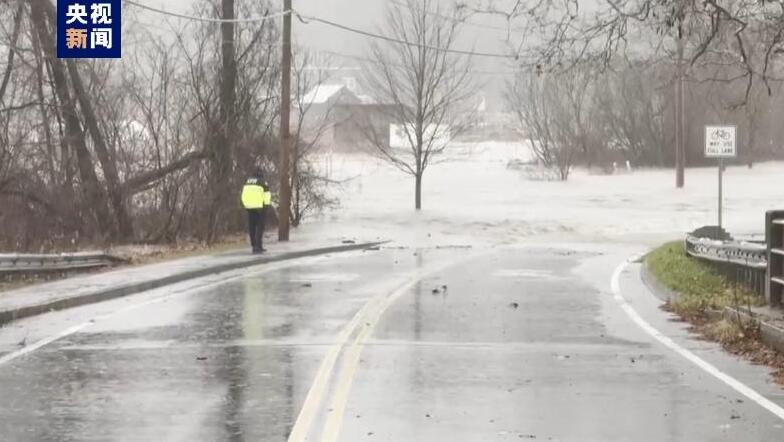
[301,84,349,105]
[357,94,375,105]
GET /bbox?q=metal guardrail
[0,252,125,273]
[684,233,768,297]
[684,235,767,269]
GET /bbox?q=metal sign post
[705,125,737,233]
[718,158,723,230]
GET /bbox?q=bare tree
[171,0,280,241]
[507,68,595,181]
[0,0,280,250]
[364,0,474,210]
[593,63,670,168]
[30,0,113,236]
[508,74,567,180]
[198,0,237,243]
[473,0,784,100]
[289,50,339,226]
[472,0,784,186]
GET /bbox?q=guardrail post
[766,210,784,307]
[685,228,768,298]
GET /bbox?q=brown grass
[662,304,784,386]
[649,242,784,387]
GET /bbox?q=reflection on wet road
[1,246,783,441]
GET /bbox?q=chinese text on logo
[58,1,121,58]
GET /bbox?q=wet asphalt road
[1,244,784,441]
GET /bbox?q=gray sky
[138,0,521,110]
[153,0,391,53]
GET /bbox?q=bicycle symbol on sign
[711,128,732,141]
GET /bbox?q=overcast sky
[134,0,522,110]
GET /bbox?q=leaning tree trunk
[34,0,134,241]
[66,60,134,241]
[206,0,236,243]
[30,0,111,238]
[30,12,78,218]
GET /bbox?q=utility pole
[675,19,686,188]
[278,0,292,241]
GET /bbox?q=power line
[125,0,289,24]
[126,1,517,60]
[295,13,518,60]
[386,0,524,34]
[312,48,521,76]
[313,49,382,64]
[302,66,362,71]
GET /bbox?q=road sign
[705,125,738,233]
[705,125,737,158]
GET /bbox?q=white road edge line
[0,323,92,366]
[0,255,334,368]
[612,256,784,422]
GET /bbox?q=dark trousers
[247,209,265,251]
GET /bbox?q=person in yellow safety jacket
[241,169,273,254]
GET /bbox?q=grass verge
[646,241,784,385]
[646,241,763,319]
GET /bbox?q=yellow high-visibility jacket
[241,178,272,209]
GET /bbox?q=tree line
[507,58,784,180]
[0,0,334,251]
[496,0,784,180]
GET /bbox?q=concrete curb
[641,259,784,355]
[640,261,679,304]
[0,242,383,327]
[722,306,784,355]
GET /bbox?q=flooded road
[1,244,783,441]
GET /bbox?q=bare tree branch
[363,0,475,209]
